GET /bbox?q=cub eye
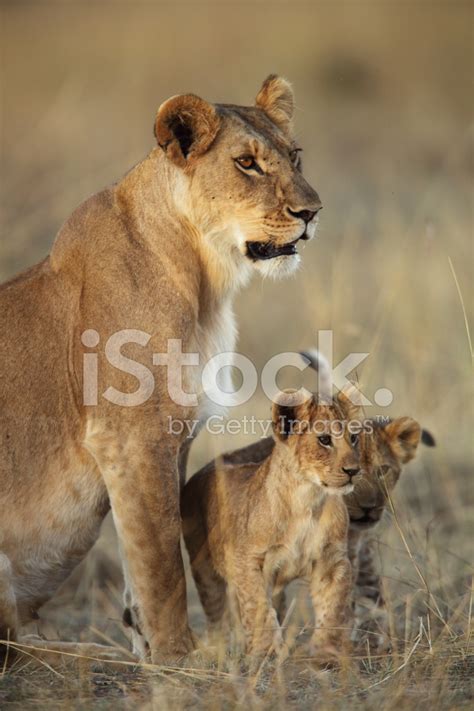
[235,155,259,171]
[350,433,359,446]
[318,434,332,448]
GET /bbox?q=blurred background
[2,0,472,679]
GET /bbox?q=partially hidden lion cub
[344,417,435,650]
[181,387,362,658]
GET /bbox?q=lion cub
[344,419,435,649]
[181,388,362,657]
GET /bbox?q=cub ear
[154,94,220,168]
[335,382,362,421]
[421,429,436,447]
[271,389,308,442]
[384,417,422,464]
[255,74,294,132]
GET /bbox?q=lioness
[0,75,321,663]
[181,387,362,658]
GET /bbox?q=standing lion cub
[181,388,362,658]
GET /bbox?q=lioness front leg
[90,430,194,664]
[309,550,352,659]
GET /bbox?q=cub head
[154,75,321,280]
[297,348,436,528]
[271,385,363,494]
[345,418,436,529]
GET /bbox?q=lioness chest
[186,298,237,423]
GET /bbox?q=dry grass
[1,1,473,708]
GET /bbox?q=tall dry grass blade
[383,481,453,638]
[88,625,137,660]
[2,641,64,678]
[448,255,473,361]
[363,618,423,692]
[1,628,12,676]
[467,576,473,653]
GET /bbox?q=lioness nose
[342,466,361,479]
[287,207,321,223]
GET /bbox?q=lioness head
[271,386,362,494]
[345,419,435,529]
[154,75,321,280]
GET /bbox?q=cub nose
[342,466,361,479]
[287,207,322,223]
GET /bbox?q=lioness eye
[235,156,260,171]
[318,434,332,448]
[350,433,359,446]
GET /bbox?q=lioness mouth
[246,238,300,261]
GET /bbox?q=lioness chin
[0,75,321,665]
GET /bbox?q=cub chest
[267,508,331,588]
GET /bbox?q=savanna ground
[1,1,473,708]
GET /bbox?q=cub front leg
[309,546,352,657]
[232,561,282,656]
[353,537,390,652]
[355,537,384,603]
[89,428,194,664]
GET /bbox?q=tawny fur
[0,76,321,665]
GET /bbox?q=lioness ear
[384,417,422,464]
[271,390,307,442]
[255,74,294,132]
[154,94,220,168]
[336,382,362,421]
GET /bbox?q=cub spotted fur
[181,387,362,658]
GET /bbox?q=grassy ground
[1,1,473,708]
